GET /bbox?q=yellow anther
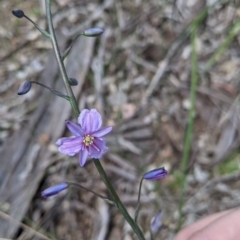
[83,135,94,146]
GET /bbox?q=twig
[143,33,185,104]
[0,40,31,62]
[143,5,210,105]
[91,28,110,116]
[104,165,137,181]
[128,49,157,73]
[63,0,114,37]
[0,210,51,240]
[186,170,240,207]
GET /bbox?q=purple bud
[12,9,24,18]
[68,78,78,86]
[83,28,104,37]
[41,182,68,198]
[17,81,32,95]
[150,211,162,233]
[143,167,167,180]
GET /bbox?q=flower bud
[68,78,78,86]
[12,9,24,18]
[143,167,167,180]
[83,28,104,37]
[150,211,162,233]
[41,182,68,198]
[17,81,32,95]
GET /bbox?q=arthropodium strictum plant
[13,1,167,239]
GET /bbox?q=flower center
[83,135,94,146]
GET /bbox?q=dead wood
[0,33,95,238]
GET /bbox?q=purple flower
[143,167,167,180]
[150,211,162,233]
[41,182,68,198]
[56,109,112,167]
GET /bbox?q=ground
[1,0,240,239]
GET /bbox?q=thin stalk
[45,1,145,239]
[0,210,53,240]
[203,20,240,72]
[94,160,145,240]
[24,14,51,38]
[150,231,154,240]
[176,25,198,231]
[66,181,115,205]
[31,81,70,99]
[134,177,144,223]
[62,33,82,61]
[45,0,79,117]
[175,1,232,232]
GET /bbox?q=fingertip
[173,226,194,240]
[174,210,231,240]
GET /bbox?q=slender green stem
[150,230,154,240]
[45,1,145,239]
[45,0,79,118]
[176,25,198,232]
[175,1,228,232]
[134,177,144,223]
[203,20,240,72]
[24,14,51,38]
[94,160,145,240]
[31,81,70,99]
[66,181,115,205]
[62,33,82,61]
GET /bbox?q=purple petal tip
[41,182,68,198]
[143,167,168,180]
[150,211,162,233]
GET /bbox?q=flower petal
[56,136,75,146]
[58,136,82,156]
[78,109,102,133]
[93,138,106,150]
[150,211,162,233]
[41,182,68,198]
[65,120,84,136]
[92,126,112,137]
[88,138,108,158]
[143,167,167,180]
[79,148,88,166]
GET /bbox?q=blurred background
[1,0,240,239]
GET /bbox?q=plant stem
[45,1,145,239]
[66,181,115,205]
[176,25,198,232]
[94,160,145,240]
[203,20,240,72]
[45,0,79,118]
[62,33,82,61]
[24,14,51,38]
[31,81,70,99]
[134,177,144,223]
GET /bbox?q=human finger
[188,208,240,240]
[174,210,231,240]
